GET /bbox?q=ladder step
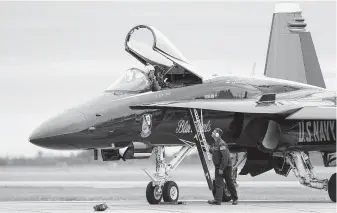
[191,108,213,162]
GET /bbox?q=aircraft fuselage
[29,76,336,153]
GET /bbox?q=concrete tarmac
[0,200,335,213]
[0,166,335,212]
[0,181,335,213]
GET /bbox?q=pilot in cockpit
[145,64,161,92]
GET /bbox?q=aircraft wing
[130,99,301,115]
[130,97,336,119]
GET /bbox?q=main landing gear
[328,173,336,202]
[286,151,336,202]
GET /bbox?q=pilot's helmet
[145,64,155,74]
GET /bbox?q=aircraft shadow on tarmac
[182,200,333,204]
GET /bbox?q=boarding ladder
[189,108,214,190]
[191,109,213,162]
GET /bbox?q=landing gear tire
[212,180,232,202]
[163,181,179,202]
[328,173,336,203]
[146,182,162,204]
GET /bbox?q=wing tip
[274,3,301,13]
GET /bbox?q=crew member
[208,128,238,205]
[145,64,161,91]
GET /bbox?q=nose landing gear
[144,145,193,204]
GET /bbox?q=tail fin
[264,3,326,88]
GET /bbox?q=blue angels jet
[29,3,336,204]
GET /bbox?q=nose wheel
[163,181,179,202]
[146,181,180,204]
[146,182,163,204]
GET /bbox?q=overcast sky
[0,1,335,157]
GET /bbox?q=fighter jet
[29,3,336,204]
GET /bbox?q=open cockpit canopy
[125,25,203,86]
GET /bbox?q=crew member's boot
[207,200,221,205]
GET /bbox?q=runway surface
[0,200,335,213]
[0,181,335,213]
[0,166,335,212]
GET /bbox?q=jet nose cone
[29,110,88,148]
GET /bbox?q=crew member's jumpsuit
[212,140,238,203]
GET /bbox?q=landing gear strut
[144,145,194,204]
[286,151,336,202]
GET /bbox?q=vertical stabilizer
[264,3,326,88]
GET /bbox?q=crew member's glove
[219,170,223,175]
